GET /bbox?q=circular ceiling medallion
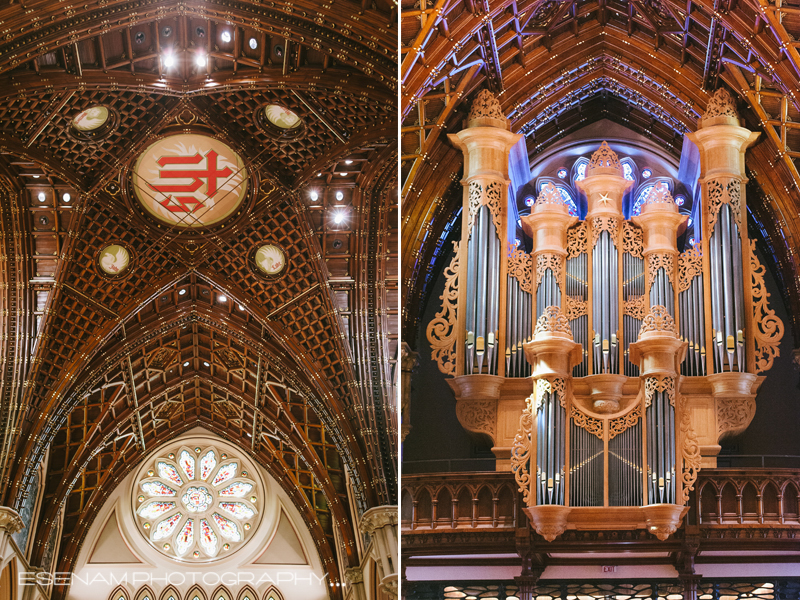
[254,244,287,276]
[132,443,262,562]
[264,104,301,129]
[131,134,248,228]
[72,106,110,132]
[98,244,131,276]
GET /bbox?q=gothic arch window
[620,157,639,187]
[211,587,232,600]
[572,157,589,183]
[109,587,130,600]
[237,586,259,600]
[263,586,284,600]
[135,587,156,600]
[159,586,181,600]
[185,586,207,600]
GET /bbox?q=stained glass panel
[153,513,182,540]
[137,501,176,519]
[200,518,218,556]
[200,450,217,481]
[212,462,237,486]
[141,481,176,496]
[175,519,194,555]
[219,502,255,520]
[211,512,242,541]
[180,450,195,480]
[182,486,213,512]
[157,462,183,486]
[219,482,253,497]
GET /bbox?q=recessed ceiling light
[163,53,175,68]
[183,361,189,367]
[203,361,210,367]
[195,53,207,67]
[238,304,245,311]
[218,294,227,302]
[178,289,186,295]
[339,172,347,176]
[310,191,318,201]
[249,37,258,49]
[344,160,353,165]
[37,192,46,202]
[335,191,344,201]
[221,31,231,43]
[334,211,345,225]
[62,193,71,202]
[317,172,322,177]
[32,175,40,179]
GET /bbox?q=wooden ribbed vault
[0,1,397,595]
[401,0,800,346]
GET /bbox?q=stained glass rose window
[133,444,261,561]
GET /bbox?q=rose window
[133,444,262,561]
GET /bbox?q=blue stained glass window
[622,162,634,181]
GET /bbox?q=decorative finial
[536,182,567,206]
[641,182,677,210]
[586,141,623,177]
[468,89,506,126]
[702,88,738,122]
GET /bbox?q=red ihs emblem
[147,149,233,213]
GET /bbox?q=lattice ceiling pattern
[400,0,800,343]
[0,2,397,596]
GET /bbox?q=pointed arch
[108,586,129,600]
[263,586,284,600]
[184,586,207,600]
[158,586,181,600]
[135,586,156,600]
[236,586,259,600]
[211,586,233,600]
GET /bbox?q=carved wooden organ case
[426,89,785,541]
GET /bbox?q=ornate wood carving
[706,177,742,232]
[644,375,675,408]
[534,306,572,336]
[468,89,505,121]
[622,221,643,259]
[467,179,503,234]
[703,88,739,120]
[535,377,566,410]
[455,399,497,443]
[591,216,619,247]
[678,245,703,293]
[609,405,642,440]
[567,221,588,259]
[535,253,563,286]
[426,241,461,376]
[565,295,588,320]
[639,305,679,337]
[680,394,701,505]
[749,240,784,373]
[507,244,533,294]
[624,295,646,320]
[647,252,675,285]
[570,406,603,439]
[716,396,756,440]
[511,408,534,503]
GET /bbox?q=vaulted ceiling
[401,0,800,346]
[0,0,397,593]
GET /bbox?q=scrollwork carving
[426,241,461,375]
[570,406,604,439]
[641,182,676,208]
[456,399,497,442]
[639,305,679,337]
[592,216,619,247]
[707,177,742,232]
[703,87,738,121]
[565,295,587,320]
[508,243,534,294]
[681,394,701,504]
[534,306,573,337]
[469,89,505,122]
[623,221,643,259]
[467,180,503,238]
[624,295,646,320]
[609,404,642,440]
[467,181,482,231]
[749,240,784,373]
[645,375,675,408]
[678,245,703,293]
[511,408,534,503]
[535,377,566,410]
[536,253,563,286]
[485,181,503,234]
[716,396,756,438]
[647,252,675,285]
[567,221,588,259]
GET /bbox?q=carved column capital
[0,507,23,534]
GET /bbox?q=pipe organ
[427,88,784,540]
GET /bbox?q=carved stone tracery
[426,241,461,375]
[749,240,784,373]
